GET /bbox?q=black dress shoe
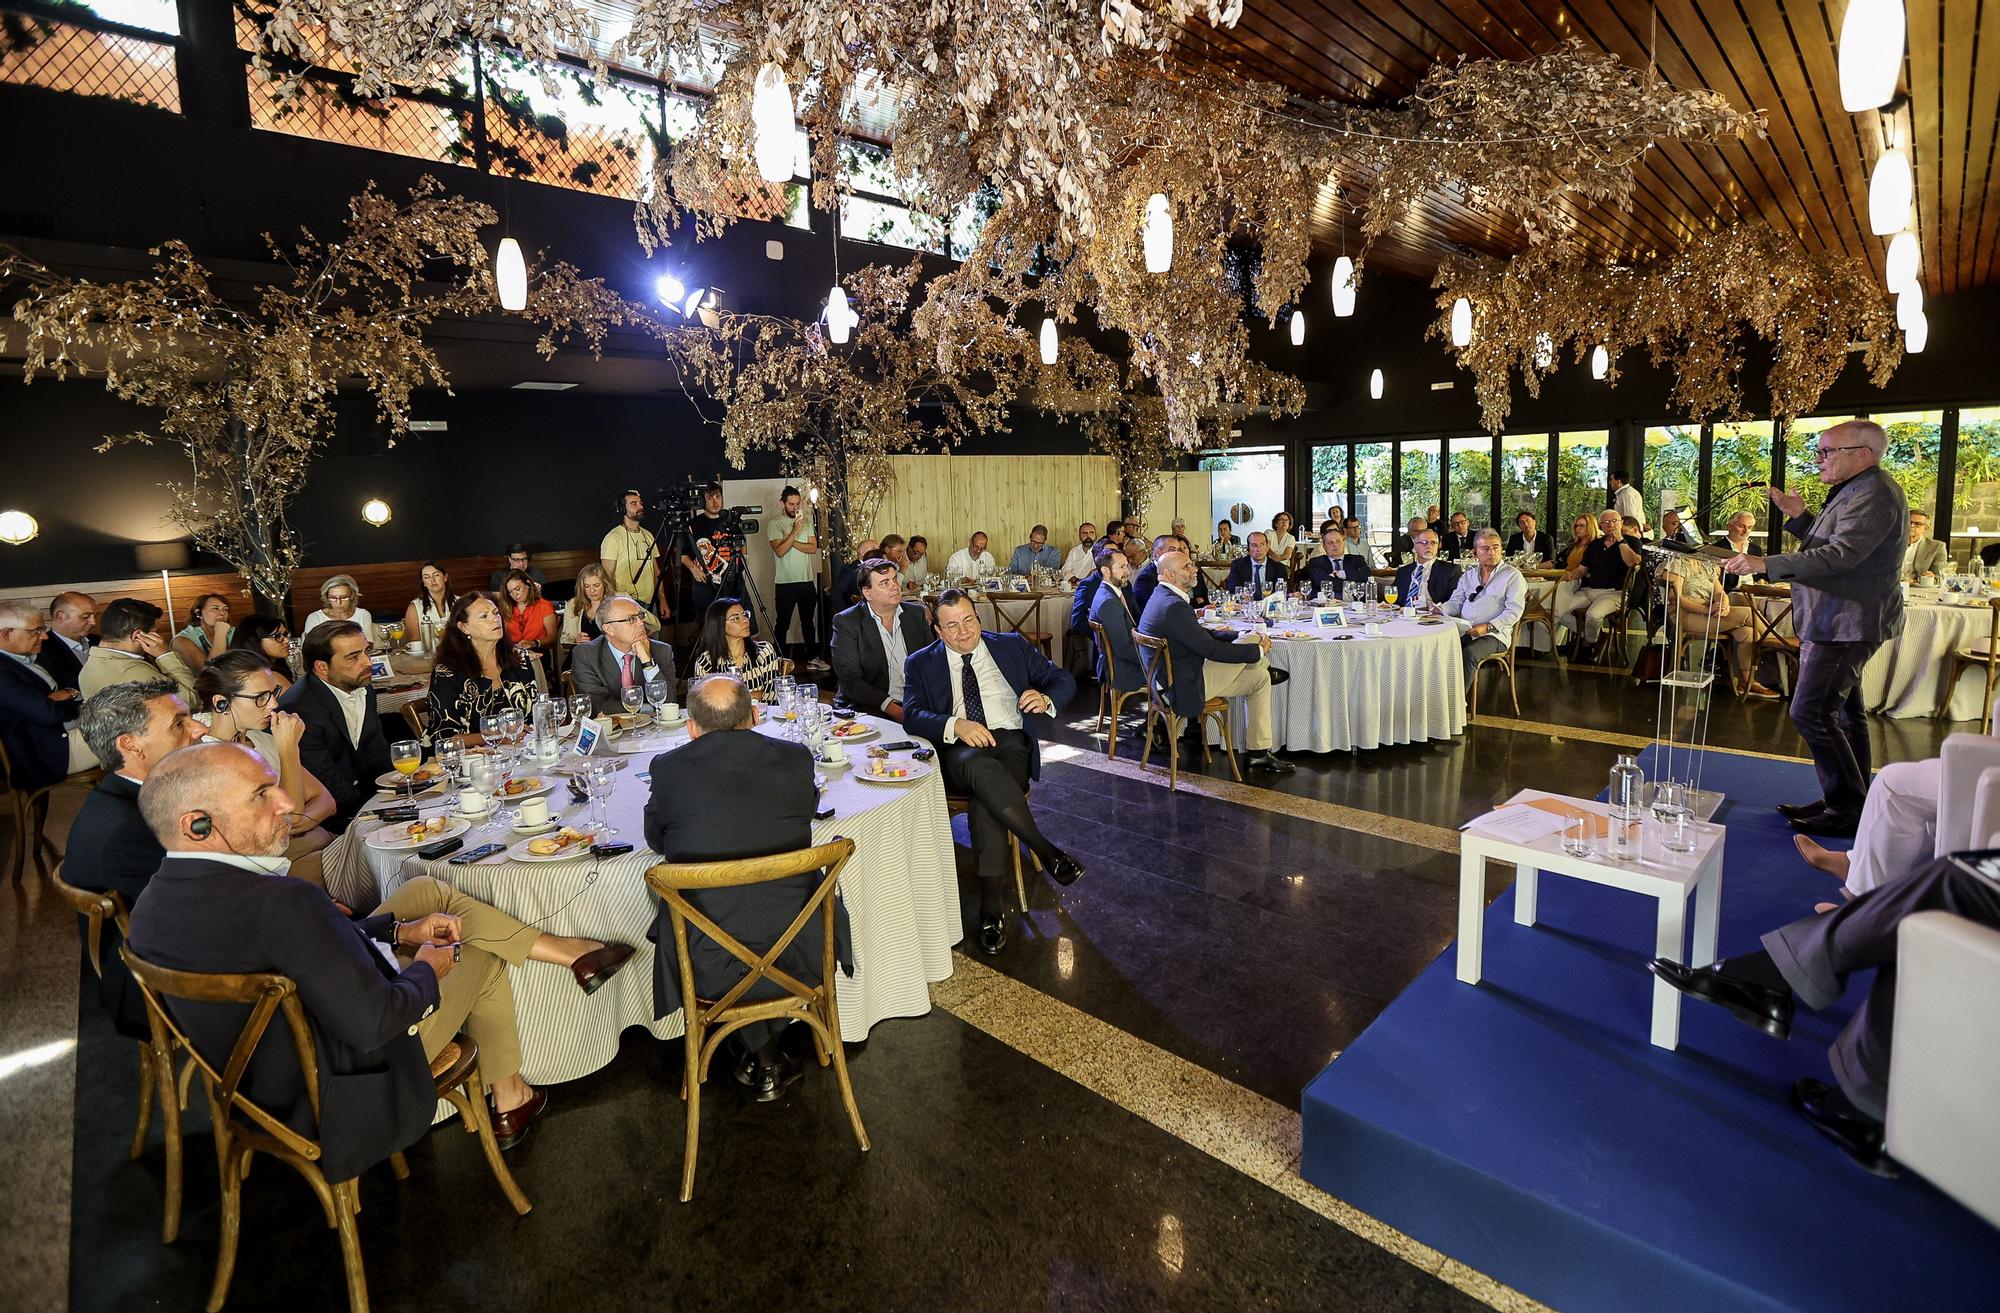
[1268,668,1290,686]
[1648,958,1793,1039]
[1777,799,1828,821]
[1792,1079,1897,1177]
[1046,853,1084,886]
[570,942,635,995]
[732,1048,759,1090]
[977,915,1008,955]
[748,1052,804,1103]
[491,1088,549,1150]
[1789,810,1860,838]
[1246,751,1295,776]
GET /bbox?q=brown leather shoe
[570,943,635,995]
[491,1087,548,1150]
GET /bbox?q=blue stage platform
[1300,748,2000,1313]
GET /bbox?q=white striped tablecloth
[353,713,960,1085]
[1204,614,1467,753]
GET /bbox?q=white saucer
[509,818,559,836]
[815,755,854,773]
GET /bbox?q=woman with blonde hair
[561,563,654,661]
[303,574,375,642]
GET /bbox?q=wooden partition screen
[863,455,1121,565]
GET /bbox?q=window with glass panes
[1710,421,1774,540]
[1954,407,2000,567]
[1499,434,1550,535]
[1354,443,1393,557]
[1448,435,1494,530]
[1556,431,1609,541]
[1644,425,1702,528]
[1309,445,1349,528]
[1401,438,1441,530]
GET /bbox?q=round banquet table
[1207,613,1467,752]
[350,711,959,1084]
[1745,588,1997,720]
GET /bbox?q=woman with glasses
[225,614,296,689]
[1564,512,1598,570]
[303,574,376,644]
[689,598,782,697]
[193,649,338,869]
[427,592,537,740]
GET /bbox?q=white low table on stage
[1456,788,1725,1050]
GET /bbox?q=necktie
[960,652,985,726]
[1413,563,1426,602]
[621,652,637,689]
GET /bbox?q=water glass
[587,759,620,837]
[620,686,644,717]
[644,677,669,710]
[568,694,591,728]
[1560,812,1595,858]
[434,737,463,791]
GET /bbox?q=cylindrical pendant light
[1904,308,1929,354]
[751,62,796,183]
[1885,230,1920,292]
[1897,282,1924,331]
[1142,193,1173,273]
[1591,345,1609,380]
[494,238,527,311]
[1289,310,1304,346]
[1532,333,1554,371]
[1869,149,1912,236]
[1368,368,1383,400]
[1331,256,1356,318]
[1449,297,1472,348]
[1039,316,1059,365]
[1839,0,1905,112]
[826,284,852,344]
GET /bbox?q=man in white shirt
[1443,530,1528,683]
[945,532,998,581]
[901,535,932,587]
[1059,523,1099,583]
[1610,469,1646,532]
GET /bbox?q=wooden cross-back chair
[118,950,530,1313]
[986,594,1054,659]
[1469,621,1522,719]
[0,737,97,881]
[1088,620,1144,761]
[48,864,187,1242]
[1936,596,2000,722]
[644,837,870,1203]
[1736,583,1803,693]
[1131,633,1240,791]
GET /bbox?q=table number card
[574,716,605,756]
[368,654,393,681]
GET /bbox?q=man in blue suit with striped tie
[903,589,1084,954]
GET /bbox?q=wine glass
[434,737,463,792]
[644,676,670,712]
[390,739,422,804]
[586,758,619,838]
[620,686,644,719]
[568,694,591,729]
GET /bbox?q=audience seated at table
[1224,532,1289,599]
[1649,852,2000,1173]
[1435,513,1472,559]
[193,650,339,870]
[1060,523,1098,582]
[1505,511,1558,562]
[1661,555,1779,700]
[1563,513,1598,570]
[569,595,675,716]
[488,543,547,594]
[1303,521,1373,594]
[1424,504,1443,533]
[1267,512,1298,560]
[1086,545,1143,695]
[1389,515,1428,565]
[1137,551,1292,776]
[1009,525,1063,576]
[561,562,655,661]
[170,594,233,677]
[0,598,88,787]
[1122,536,1150,572]
[225,614,296,690]
[945,532,998,582]
[903,589,1085,953]
[1553,509,1642,656]
[1441,530,1527,682]
[303,574,376,643]
[642,674,851,1100]
[1207,520,1241,560]
[127,741,633,1166]
[79,599,178,701]
[426,593,539,739]
[1903,510,1947,583]
[831,559,933,722]
[1659,508,1699,548]
[1394,529,1462,608]
[37,591,96,699]
[277,620,390,835]
[500,570,558,654]
[690,598,782,698]
[900,535,932,588]
[66,679,205,1037]
[1131,535,1177,614]
[1341,516,1375,568]
[403,560,458,645]
[1720,510,1762,592]
[829,538,879,613]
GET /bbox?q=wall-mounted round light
[0,510,39,544]
[361,499,393,527]
[1369,368,1384,400]
[1449,297,1472,348]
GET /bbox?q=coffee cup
[823,741,848,764]
[658,701,681,723]
[456,789,490,817]
[517,796,550,827]
[1402,605,1418,620]
[1365,622,1383,637]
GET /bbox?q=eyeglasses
[229,689,280,709]
[725,612,749,623]
[601,614,646,627]
[1813,444,1868,458]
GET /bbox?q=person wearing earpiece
[126,742,637,1166]
[195,650,338,877]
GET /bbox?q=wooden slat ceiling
[1176,0,1995,294]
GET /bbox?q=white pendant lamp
[1331,256,1356,317]
[1142,193,1173,273]
[1904,308,1929,354]
[1885,230,1919,293]
[1532,333,1554,371]
[1869,149,1912,236]
[1289,310,1304,346]
[751,62,796,183]
[825,284,853,344]
[1896,282,1924,331]
[494,238,527,311]
[1449,297,1472,347]
[1839,0,1905,112]
[1368,368,1383,400]
[1591,345,1609,380]
[1039,316,1059,365]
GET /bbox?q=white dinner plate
[486,777,558,802]
[826,721,881,744]
[854,760,935,786]
[506,830,602,862]
[612,730,679,755]
[375,765,448,790]
[364,816,471,851]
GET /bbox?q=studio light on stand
[655,274,687,306]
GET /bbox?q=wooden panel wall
[1151,472,1216,540]
[864,455,1121,563]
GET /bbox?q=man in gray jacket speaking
[1725,420,1906,838]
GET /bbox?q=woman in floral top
[426,592,538,739]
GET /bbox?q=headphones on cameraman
[617,489,643,518]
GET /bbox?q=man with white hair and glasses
[1725,420,1907,838]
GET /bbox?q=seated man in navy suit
[0,598,86,790]
[1086,544,1143,695]
[1224,532,1288,599]
[1303,521,1374,596]
[902,590,1084,954]
[1138,550,1293,776]
[1392,528,1462,609]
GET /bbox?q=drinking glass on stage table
[1560,811,1595,858]
[1653,781,1697,853]
[390,739,422,804]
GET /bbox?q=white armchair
[1932,734,2000,857]
[1886,909,2000,1228]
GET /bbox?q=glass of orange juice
[391,738,422,803]
[1382,586,1399,608]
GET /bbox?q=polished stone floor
[7,657,1970,1312]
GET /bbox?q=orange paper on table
[1520,796,1616,838]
